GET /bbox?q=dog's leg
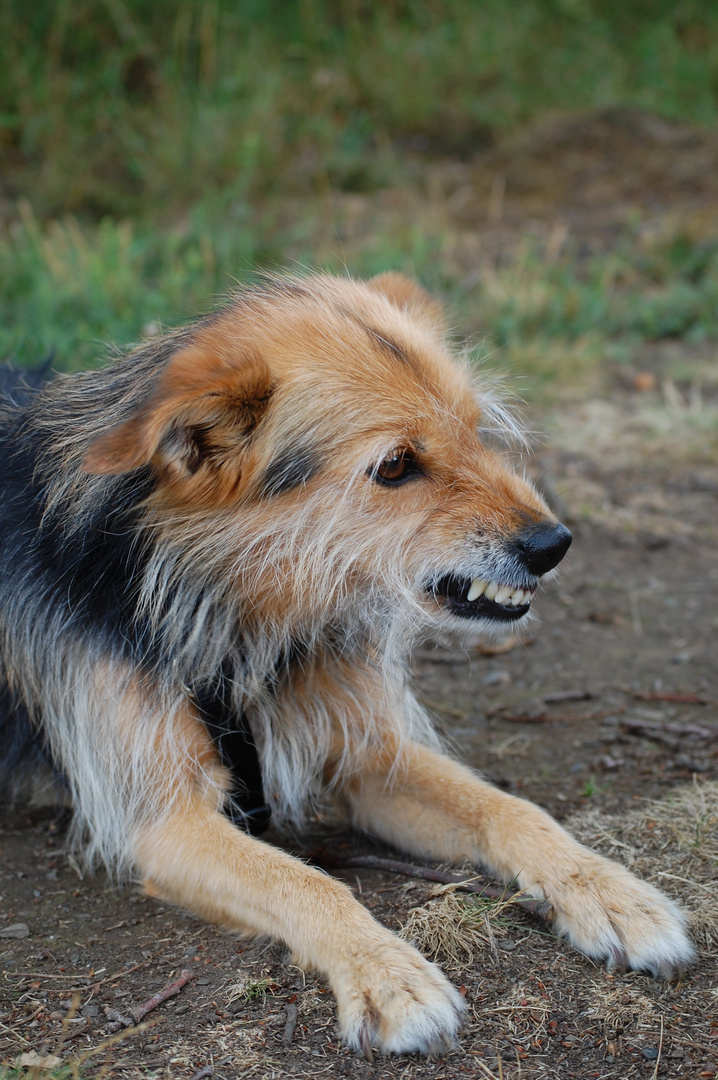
[344,739,694,977]
[133,727,464,1056]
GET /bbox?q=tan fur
[11,272,692,1057]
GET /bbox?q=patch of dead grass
[398,883,534,970]
[567,779,718,950]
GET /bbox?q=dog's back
[0,360,60,803]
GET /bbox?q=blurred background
[1,0,717,414]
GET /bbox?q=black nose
[514,521,572,576]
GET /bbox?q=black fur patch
[261,443,319,497]
[0,682,58,801]
[0,356,54,401]
[192,666,270,836]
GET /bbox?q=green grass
[2,1,718,387]
[4,205,718,397]
[2,0,718,222]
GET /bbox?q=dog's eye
[372,450,419,486]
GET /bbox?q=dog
[0,272,693,1057]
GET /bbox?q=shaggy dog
[0,273,692,1056]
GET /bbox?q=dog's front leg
[345,740,694,977]
[134,795,464,1055]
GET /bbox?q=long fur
[0,273,694,1056]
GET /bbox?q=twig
[105,970,194,1031]
[622,717,715,743]
[543,689,593,703]
[501,707,626,724]
[634,691,709,705]
[7,955,155,991]
[132,969,194,1023]
[313,852,553,923]
[283,1001,299,1045]
[189,1066,214,1080]
[103,1005,134,1030]
[500,712,556,724]
[652,1016,664,1080]
[472,1059,502,1079]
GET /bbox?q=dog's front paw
[332,933,464,1058]
[526,848,694,978]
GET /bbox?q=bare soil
[2,110,718,1079]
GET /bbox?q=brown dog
[0,273,692,1056]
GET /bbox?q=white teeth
[465,580,532,607]
[466,578,488,602]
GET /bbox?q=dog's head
[83,273,570,637]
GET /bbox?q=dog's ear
[367,272,446,331]
[83,343,273,480]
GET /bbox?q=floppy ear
[367,272,446,331]
[82,343,274,479]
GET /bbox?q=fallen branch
[283,1001,299,1045]
[132,969,194,1023]
[622,717,716,743]
[543,689,594,703]
[634,691,709,705]
[313,852,553,923]
[189,1066,214,1080]
[501,707,625,724]
[499,712,556,724]
[105,970,194,1031]
[9,955,158,993]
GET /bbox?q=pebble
[483,669,510,686]
[0,923,29,939]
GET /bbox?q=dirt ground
[2,110,718,1079]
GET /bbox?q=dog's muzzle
[430,521,572,623]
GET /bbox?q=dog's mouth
[430,574,536,622]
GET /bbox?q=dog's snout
[514,521,572,576]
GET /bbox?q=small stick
[189,1066,214,1080]
[502,707,626,724]
[651,1016,664,1080]
[634,691,709,705]
[103,1005,134,1030]
[315,852,553,923]
[543,689,593,703]
[7,955,154,993]
[283,1001,299,1045]
[622,718,715,742]
[131,969,194,1023]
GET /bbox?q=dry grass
[567,779,718,951]
[399,883,539,971]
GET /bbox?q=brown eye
[372,450,420,486]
